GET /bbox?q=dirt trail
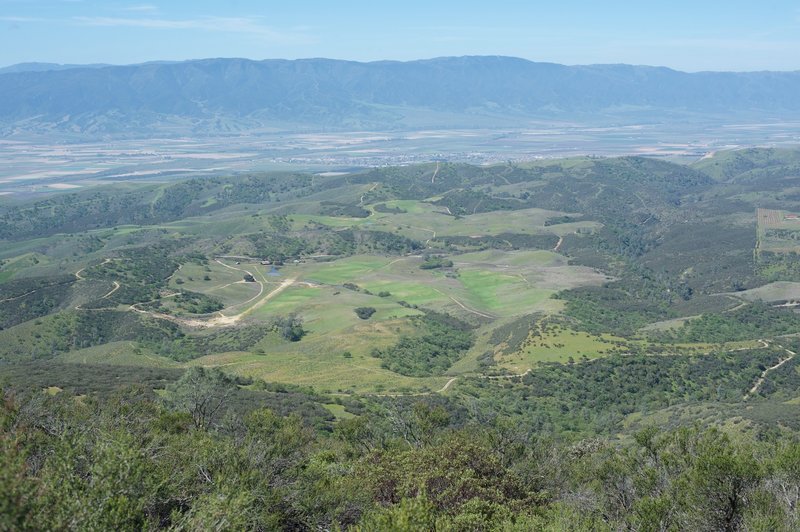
[128,259,294,328]
[438,377,457,392]
[481,368,532,380]
[366,376,459,398]
[101,281,121,299]
[131,277,295,328]
[732,339,770,352]
[553,235,564,252]
[0,288,48,304]
[213,259,265,310]
[75,257,114,282]
[379,256,415,270]
[431,161,440,184]
[744,341,796,400]
[723,295,748,313]
[207,280,248,292]
[359,182,379,206]
[226,277,295,322]
[409,226,436,246]
[432,288,496,319]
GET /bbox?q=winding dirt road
[83,258,297,328]
[101,281,121,299]
[130,276,296,328]
[744,341,796,400]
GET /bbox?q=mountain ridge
[2,56,800,137]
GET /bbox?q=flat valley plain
[4,119,800,196]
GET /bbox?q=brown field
[757,208,800,254]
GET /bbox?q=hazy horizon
[3,54,800,75]
[2,1,799,72]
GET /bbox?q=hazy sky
[1,1,799,71]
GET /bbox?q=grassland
[0,253,52,282]
[147,247,596,391]
[495,328,628,371]
[185,312,448,395]
[56,341,181,369]
[169,261,260,308]
[732,281,800,303]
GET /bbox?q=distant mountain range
[2,56,799,137]
[0,62,114,74]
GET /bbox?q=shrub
[355,307,377,320]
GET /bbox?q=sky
[1,1,799,72]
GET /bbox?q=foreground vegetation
[2,371,800,531]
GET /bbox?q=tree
[272,314,305,341]
[682,433,761,531]
[163,367,236,429]
[354,307,377,320]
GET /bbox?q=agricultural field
[757,207,800,254]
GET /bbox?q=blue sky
[1,1,799,71]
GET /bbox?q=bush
[355,307,377,320]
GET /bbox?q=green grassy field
[70,239,608,392]
[186,317,449,394]
[0,253,53,282]
[496,328,628,371]
[56,341,181,368]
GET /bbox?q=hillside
[5,148,800,528]
[2,56,800,136]
[3,148,800,390]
